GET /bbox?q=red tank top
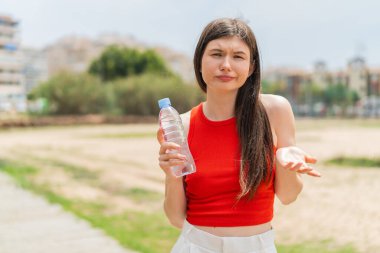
[185,103,275,227]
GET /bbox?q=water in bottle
[158,98,196,177]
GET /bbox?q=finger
[282,161,294,169]
[304,154,317,164]
[289,161,304,172]
[159,159,186,170]
[157,128,165,144]
[159,153,187,162]
[297,166,313,174]
[159,142,181,155]
[307,169,322,177]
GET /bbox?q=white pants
[171,220,277,253]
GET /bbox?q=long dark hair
[193,18,274,199]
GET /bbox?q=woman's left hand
[276,146,321,177]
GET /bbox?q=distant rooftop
[0,14,19,26]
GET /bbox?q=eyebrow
[208,48,248,55]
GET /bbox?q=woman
[157,18,321,253]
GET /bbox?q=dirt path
[0,121,379,252]
[0,172,136,253]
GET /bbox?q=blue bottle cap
[158,98,171,109]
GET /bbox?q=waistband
[181,220,275,253]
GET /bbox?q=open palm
[276,146,321,177]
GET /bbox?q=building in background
[262,59,380,117]
[330,70,348,87]
[262,67,311,105]
[368,68,380,97]
[311,61,330,89]
[347,57,368,98]
[0,14,25,112]
[22,48,48,93]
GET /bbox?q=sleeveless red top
[185,103,275,227]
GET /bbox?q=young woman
[157,18,321,253]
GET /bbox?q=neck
[203,91,237,121]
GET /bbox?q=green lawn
[326,156,380,168]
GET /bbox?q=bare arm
[272,97,303,204]
[156,111,191,228]
[263,95,319,205]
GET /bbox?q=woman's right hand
[157,128,187,177]
[157,128,187,229]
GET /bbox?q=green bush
[28,72,204,116]
[111,73,204,115]
[29,72,106,115]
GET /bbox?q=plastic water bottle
[158,98,196,177]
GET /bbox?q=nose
[220,56,232,72]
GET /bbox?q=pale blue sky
[1,0,380,70]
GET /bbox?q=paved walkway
[0,172,137,253]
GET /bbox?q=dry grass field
[0,119,379,252]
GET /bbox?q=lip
[216,75,235,82]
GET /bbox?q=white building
[347,57,368,99]
[311,61,330,89]
[0,14,25,112]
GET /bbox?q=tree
[298,83,324,104]
[323,83,360,116]
[88,46,172,81]
[261,80,287,96]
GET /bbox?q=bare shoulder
[180,110,191,125]
[260,94,296,146]
[260,94,292,116]
[180,110,191,137]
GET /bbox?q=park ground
[0,119,379,253]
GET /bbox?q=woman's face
[201,36,253,94]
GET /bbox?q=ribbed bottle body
[159,105,196,177]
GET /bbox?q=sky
[1,0,380,70]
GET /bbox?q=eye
[211,53,222,57]
[234,55,244,59]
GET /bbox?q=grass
[8,152,101,183]
[0,160,359,253]
[326,156,380,168]
[123,187,163,203]
[54,160,100,181]
[0,160,38,188]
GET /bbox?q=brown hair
[193,18,274,199]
